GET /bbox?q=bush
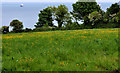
[10,19,23,33]
[93,23,119,28]
[0,26,9,34]
[24,28,32,32]
[33,27,53,32]
[64,22,80,30]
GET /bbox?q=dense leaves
[35,7,53,28]
[72,2,101,19]
[0,26,9,34]
[106,3,120,15]
[51,5,70,28]
[88,11,103,25]
[10,20,23,33]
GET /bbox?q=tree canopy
[35,7,53,28]
[10,19,23,33]
[1,26,9,34]
[106,3,120,15]
[51,5,70,28]
[88,11,102,25]
[72,1,101,20]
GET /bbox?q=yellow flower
[59,62,64,66]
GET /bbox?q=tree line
[1,1,120,34]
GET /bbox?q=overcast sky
[1,0,120,3]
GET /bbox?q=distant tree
[1,26,9,34]
[117,11,120,24]
[104,3,120,24]
[88,11,103,26]
[106,3,120,15]
[111,11,120,27]
[24,28,32,32]
[72,1,101,20]
[35,7,53,28]
[10,19,23,33]
[51,5,70,28]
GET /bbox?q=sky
[1,0,120,3]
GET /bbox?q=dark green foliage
[33,27,53,32]
[72,2,101,19]
[35,7,53,28]
[51,5,70,28]
[102,3,120,27]
[106,3,120,15]
[65,22,80,30]
[93,23,119,28]
[0,26,9,34]
[24,28,32,32]
[88,11,103,27]
[110,11,120,25]
[10,19,23,33]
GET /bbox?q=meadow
[2,28,119,71]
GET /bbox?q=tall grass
[2,28,119,71]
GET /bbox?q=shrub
[24,28,32,32]
[33,27,53,32]
[0,26,9,34]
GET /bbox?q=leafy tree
[10,19,23,33]
[70,12,80,25]
[72,1,101,20]
[104,3,120,24]
[103,13,110,23]
[111,11,120,26]
[51,5,70,28]
[24,28,32,32]
[35,7,53,28]
[88,11,102,26]
[106,3,120,15]
[1,26,9,34]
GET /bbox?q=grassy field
[2,28,119,71]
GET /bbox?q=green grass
[2,28,119,71]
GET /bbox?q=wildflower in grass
[84,68,86,70]
[76,64,79,66]
[59,62,64,66]
[57,48,59,50]
[25,60,27,62]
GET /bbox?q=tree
[35,7,53,28]
[0,26,9,34]
[51,5,70,28]
[106,3,120,15]
[72,1,101,20]
[10,19,23,33]
[88,11,103,26]
[104,3,120,24]
[111,11,120,25]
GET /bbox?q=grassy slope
[2,28,119,71]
